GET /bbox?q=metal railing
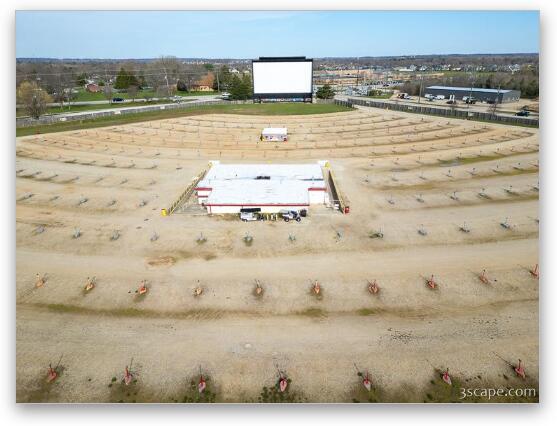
[337,98,539,127]
[165,164,212,216]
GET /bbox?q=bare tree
[103,84,113,104]
[50,72,74,109]
[145,56,184,98]
[128,85,139,103]
[17,81,52,118]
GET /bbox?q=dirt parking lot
[16,106,539,402]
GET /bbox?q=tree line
[16,57,256,118]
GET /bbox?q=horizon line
[16,52,540,61]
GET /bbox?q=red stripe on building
[307,187,326,191]
[205,203,310,207]
[195,187,212,191]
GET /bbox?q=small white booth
[261,127,288,142]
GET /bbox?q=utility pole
[467,71,475,113]
[418,75,423,104]
[494,85,501,115]
[355,58,360,93]
[104,64,111,104]
[163,65,170,98]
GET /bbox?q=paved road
[18,94,223,109]
[18,94,223,120]
[336,94,538,119]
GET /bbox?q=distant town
[16,53,538,105]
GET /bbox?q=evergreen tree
[76,73,88,86]
[228,73,253,100]
[229,75,243,99]
[316,84,335,99]
[114,68,139,90]
[176,80,188,92]
[214,65,232,91]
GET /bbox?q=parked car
[280,210,302,222]
[516,109,530,117]
[112,97,124,103]
[240,212,260,221]
[463,96,478,104]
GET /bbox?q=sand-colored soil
[16,106,539,402]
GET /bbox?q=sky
[16,10,539,59]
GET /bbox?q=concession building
[195,162,328,214]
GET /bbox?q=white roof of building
[199,162,325,206]
[200,163,323,186]
[426,85,515,94]
[205,179,321,206]
[262,127,287,135]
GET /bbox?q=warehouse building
[195,162,328,214]
[424,86,521,103]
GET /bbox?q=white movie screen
[253,61,312,94]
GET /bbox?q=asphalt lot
[336,94,539,119]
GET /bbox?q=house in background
[191,73,215,92]
[190,84,213,92]
[85,83,101,93]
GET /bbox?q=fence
[16,99,253,128]
[164,163,212,216]
[324,163,350,214]
[336,98,539,127]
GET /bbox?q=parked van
[240,207,262,222]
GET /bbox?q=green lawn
[16,103,354,137]
[365,92,394,100]
[440,71,496,78]
[73,88,220,102]
[16,100,175,118]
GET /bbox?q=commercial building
[424,86,521,103]
[195,162,328,214]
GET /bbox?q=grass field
[365,92,394,99]
[72,88,220,102]
[16,103,354,137]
